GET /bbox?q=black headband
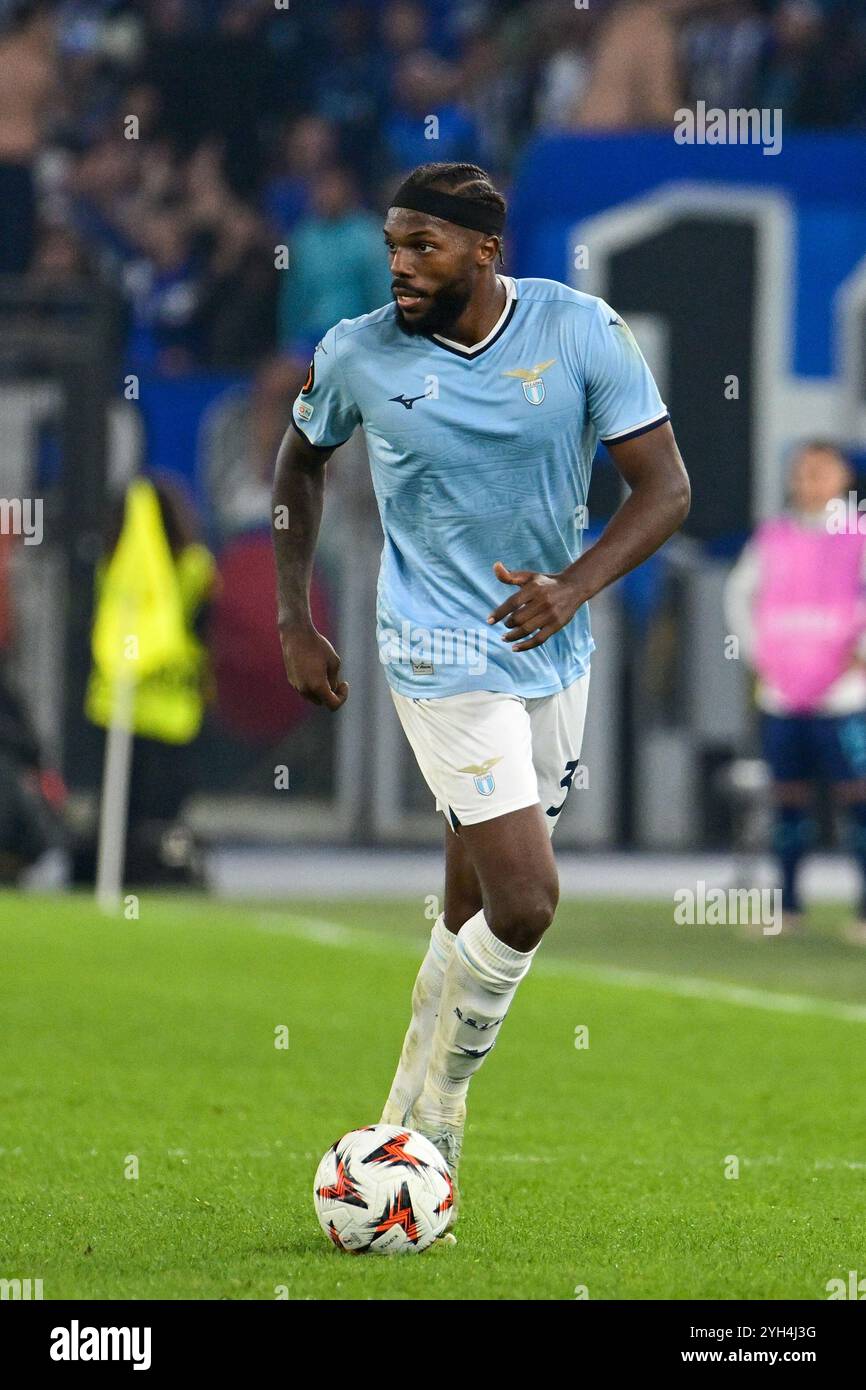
[389,182,505,236]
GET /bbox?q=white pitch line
[260,914,866,1025]
[536,960,866,1024]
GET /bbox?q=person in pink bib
[726,441,866,941]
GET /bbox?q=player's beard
[394,278,473,338]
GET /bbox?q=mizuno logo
[389,392,429,410]
[502,358,556,381]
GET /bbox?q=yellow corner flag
[90,478,188,682]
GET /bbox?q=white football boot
[408,1102,464,1243]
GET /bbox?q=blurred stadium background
[2,0,866,902]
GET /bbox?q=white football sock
[413,909,538,1129]
[381,913,455,1125]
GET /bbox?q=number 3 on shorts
[546,758,580,819]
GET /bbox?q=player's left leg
[380,824,483,1126]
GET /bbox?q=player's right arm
[272,326,362,711]
[272,426,348,710]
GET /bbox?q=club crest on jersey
[502,358,556,407]
[459,754,502,797]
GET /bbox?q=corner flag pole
[90,478,189,913]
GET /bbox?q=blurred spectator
[124,205,202,374]
[0,1,59,273]
[529,0,596,133]
[263,114,339,237]
[277,166,392,356]
[384,50,478,173]
[69,134,145,277]
[313,3,387,189]
[678,0,770,113]
[184,139,278,367]
[456,28,530,171]
[196,200,278,368]
[578,1,683,128]
[725,442,866,939]
[381,0,430,66]
[760,0,866,128]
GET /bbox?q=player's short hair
[397,162,507,264]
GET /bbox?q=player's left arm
[489,421,690,651]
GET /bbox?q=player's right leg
[380,823,483,1127]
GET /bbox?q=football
[312,1124,455,1254]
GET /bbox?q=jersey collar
[428,275,517,359]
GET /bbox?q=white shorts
[390,673,590,834]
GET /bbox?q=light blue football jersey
[291,276,669,699]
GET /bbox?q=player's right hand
[279,624,349,710]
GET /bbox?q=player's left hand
[487,561,585,651]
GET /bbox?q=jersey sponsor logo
[389,392,429,410]
[459,754,502,796]
[502,357,556,407]
[296,400,314,421]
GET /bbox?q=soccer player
[273,162,690,1230]
[725,442,866,940]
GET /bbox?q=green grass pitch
[2,889,866,1300]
